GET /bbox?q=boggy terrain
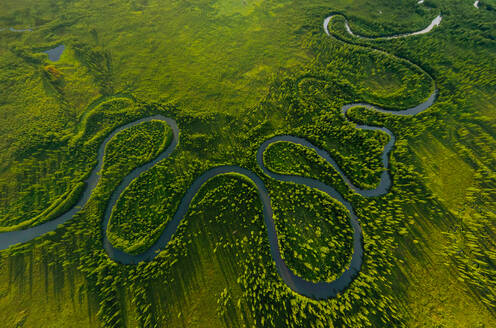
[0,0,495,327]
[0,2,441,300]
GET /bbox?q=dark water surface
[44,45,65,61]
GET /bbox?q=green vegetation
[0,181,84,232]
[106,154,201,255]
[270,181,354,283]
[1,0,495,327]
[298,42,434,110]
[263,140,358,193]
[0,98,131,230]
[102,120,172,184]
[104,120,173,254]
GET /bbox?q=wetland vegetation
[0,0,495,327]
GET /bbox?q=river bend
[324,14,442,39]
[0,14,441,300]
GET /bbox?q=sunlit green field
[0,0,495,327]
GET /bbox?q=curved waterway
[0,14,441,300]
[0,27,33,32]
[324,14,442,39]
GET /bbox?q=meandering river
[0,13,441,300]
[324,14,442,39]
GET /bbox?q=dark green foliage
[270,181,354,282]
[0,0,495,327]
[102,120,172,182]
[72,42,114,96]
[104,121,186,255]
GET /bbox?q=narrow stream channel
[0,13,441,300]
